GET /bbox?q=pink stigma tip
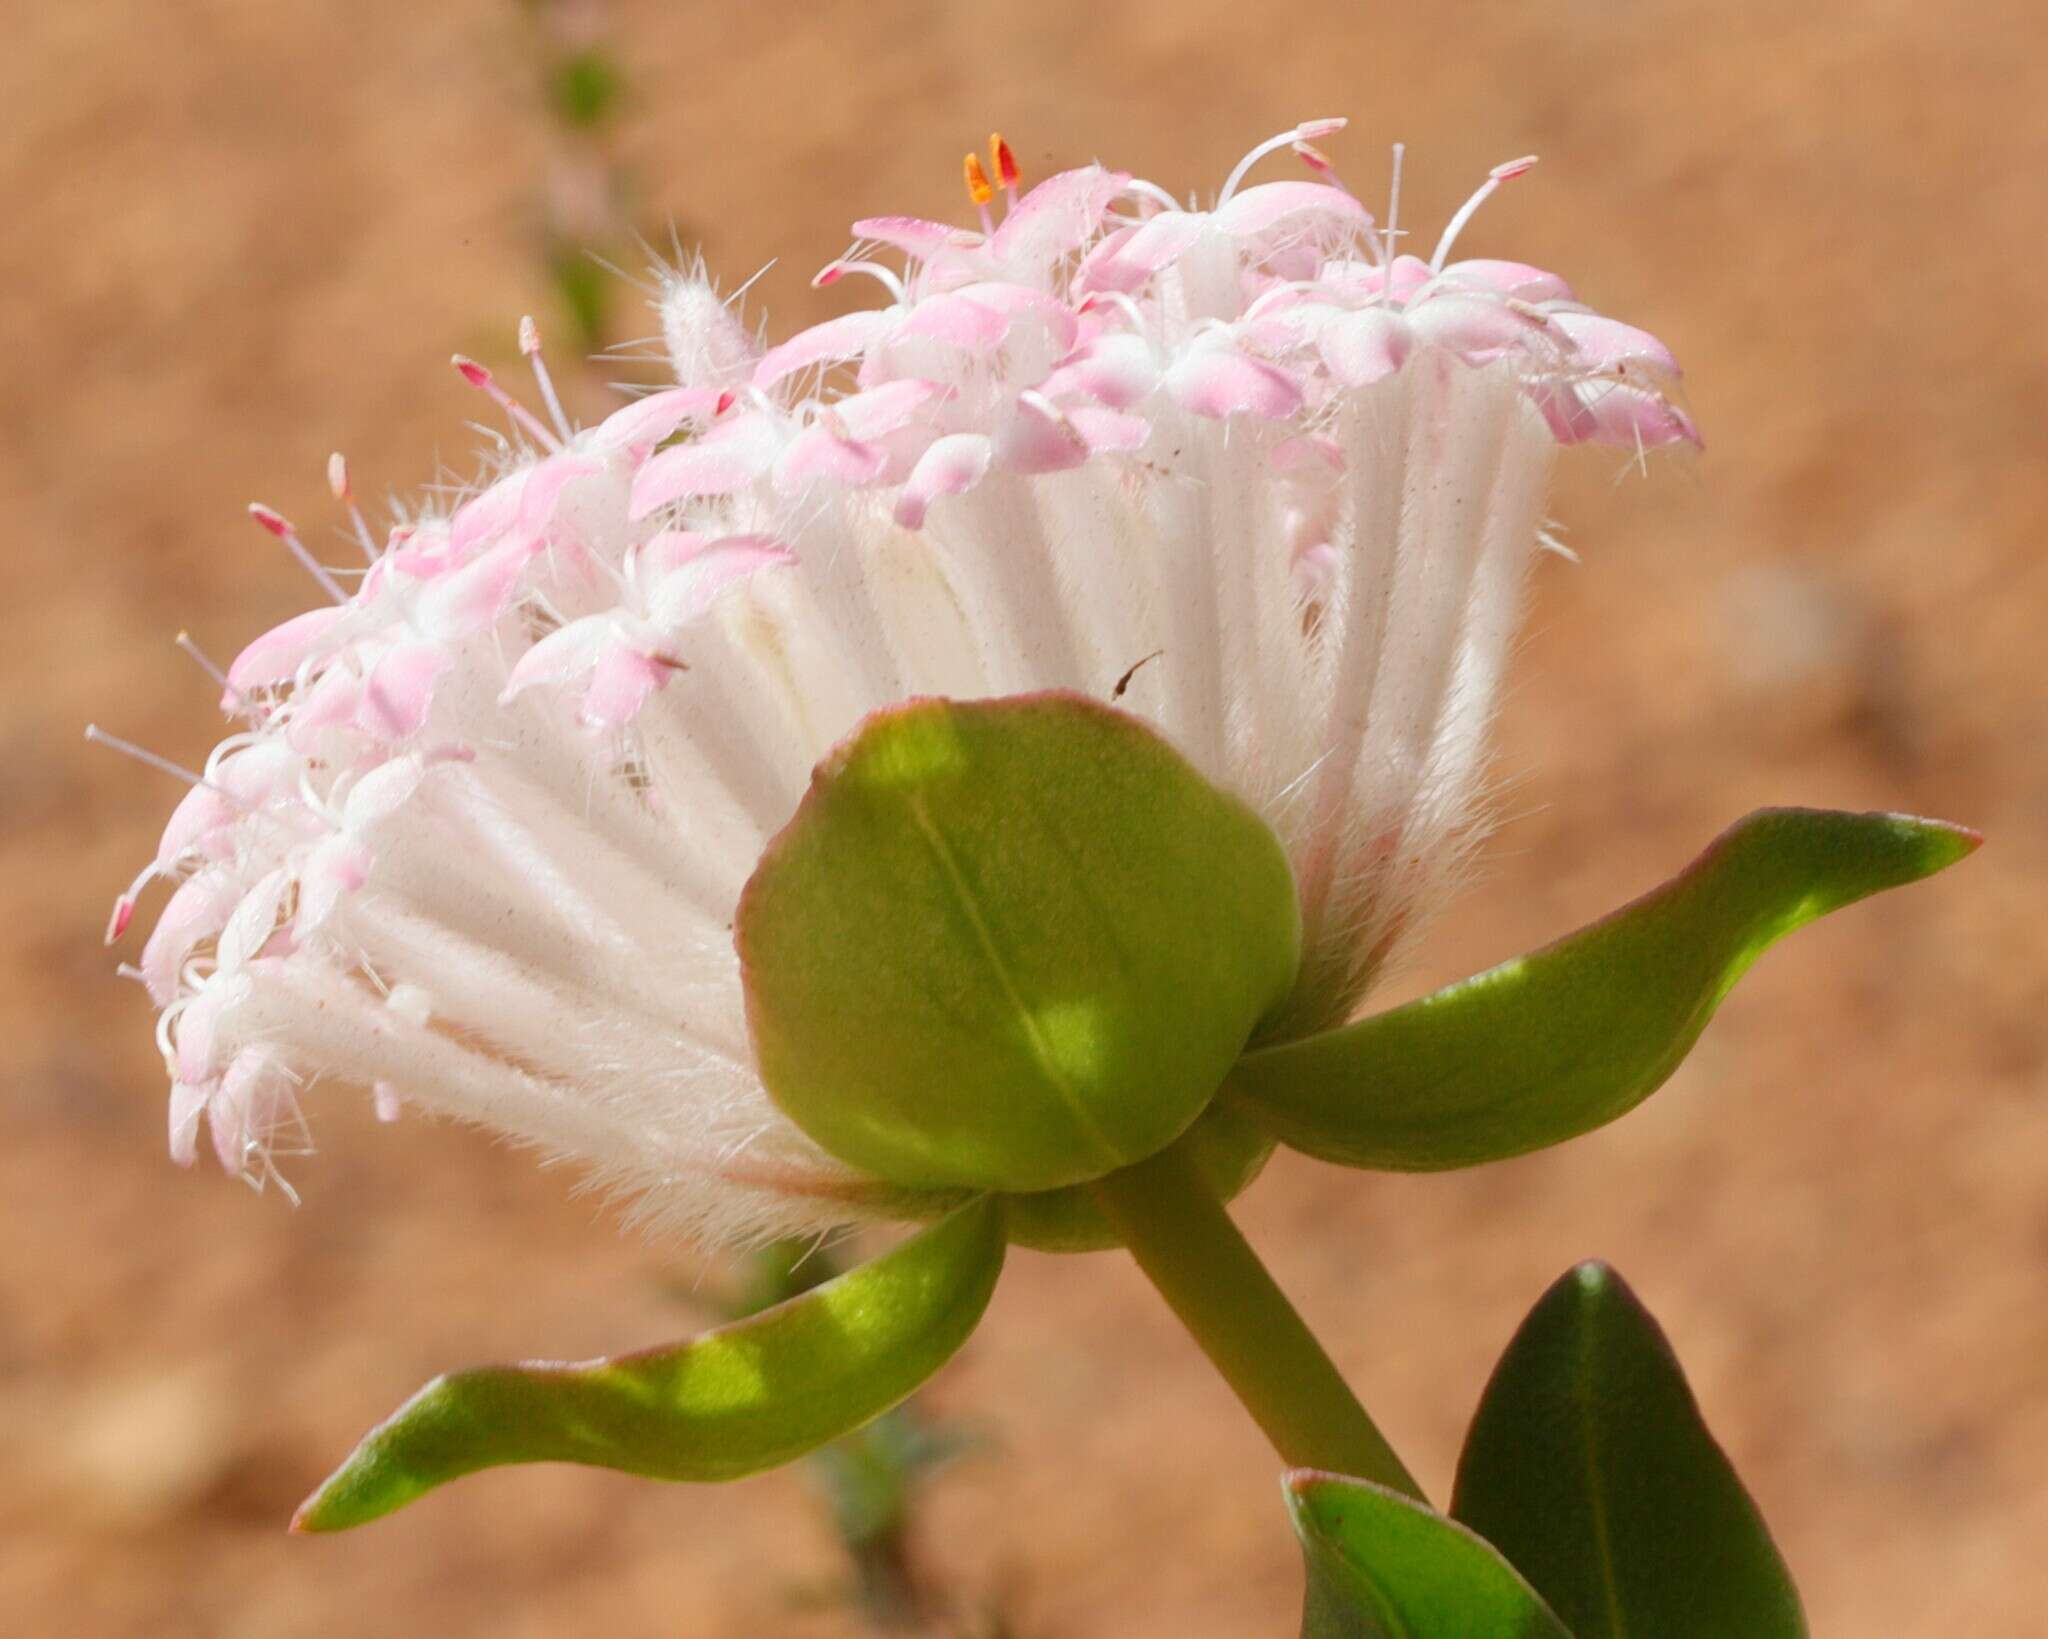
[811,264,847,289]
[1297,118,1348,140]
[248,503,292,537]
[518,315,541,356]
[1293,142,1335,174]
[106,895,136,946]
[452,355,491,388]
[1492,155,1539,181]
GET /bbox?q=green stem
[1088,1142,1424,1500]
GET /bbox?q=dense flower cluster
[104,124,1692,1244]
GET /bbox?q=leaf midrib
[904,792,1126,1171]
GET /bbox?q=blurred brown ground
[4,0,2044,1633]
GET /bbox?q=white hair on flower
[100,124,1695,1246]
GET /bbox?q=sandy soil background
[4,0,2043,1633]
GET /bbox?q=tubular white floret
[107,127,1695,1243]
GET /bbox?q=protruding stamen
[173,630,256,717]
[963,151,996,235]
[519,315,576,444]
[991,133,1020,207]
[451,354,565,452]
[1430,154,1538,272]
[106,895,137,946]
[84,724,215,790]
[327,453,380,563]
[1292,141,1356,200]
[248,504,349,603]
[1379,141,1406,286]
[811,260,908,303]
[1220,119,1349,204]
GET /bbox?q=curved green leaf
[1288,1470,1570,1638]
[739,692,1300,1194]
[1231,808,1976,1171]
[294,1199,1006,1531]
[1451,1262,1805,1637]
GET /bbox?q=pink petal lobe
[753,311,892,390]
[1040,334,1160,409]
[894,433,994,527]
[851,216,975,258]
[295,834,372,937]
[1116,211,1210,276]
[1066,406,1151,454]
[774,427,890,489]
[629,416,780,517]
[357,643,453,741]
[1319,308,1414,386]
[1535,382,1702,449]
[896,293,1007,350]
[141,871,241,1004]
[990,166,1130,267]
[1213,180,1371,239]
[592,387,731,454]
[581,645,672,728]
[515,456,604,536]
[1074,224,1148,295]
[1548,311,1680,376]
[225,608,346,693]
[500,618,612,703]
[647,535,798,626]
[1437,259,1575,302]
[448,471,531,557]
[996,394,1091,475]
[1166,347,1304,419]
[1404,294,1544,362]
[829,378,950,441]
[416,535,543,637]
[156,784,238,870]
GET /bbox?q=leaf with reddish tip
[1287,1470,1569,1638]
[293,1198,1004,1531]
[1232,808,1977,1172]
[1451,1263,1807,1637]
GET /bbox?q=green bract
[1288,1471,1570,1638]
[738,693,1302,1194]
[294,1199,1005,1531]
[1231,809,1977,1171]
[1452,1263,1807,1637]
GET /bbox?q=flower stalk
[1088,1140,1423,1500]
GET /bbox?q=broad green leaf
[1451,1262,1806,1638]
[293,1199,1005,1531]
[1288,1470,1570,1638]
[1231,808,1975,1171]
[738,693,1301,1194]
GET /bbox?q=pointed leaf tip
[1451,1263,1807,1637]
[1286,1469,1569,1637]
[293,1198,1004,1531]
[1230,806,1977,1173]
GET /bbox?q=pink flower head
[105,126,1693,1244]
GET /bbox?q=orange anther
[963,150,994,207]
